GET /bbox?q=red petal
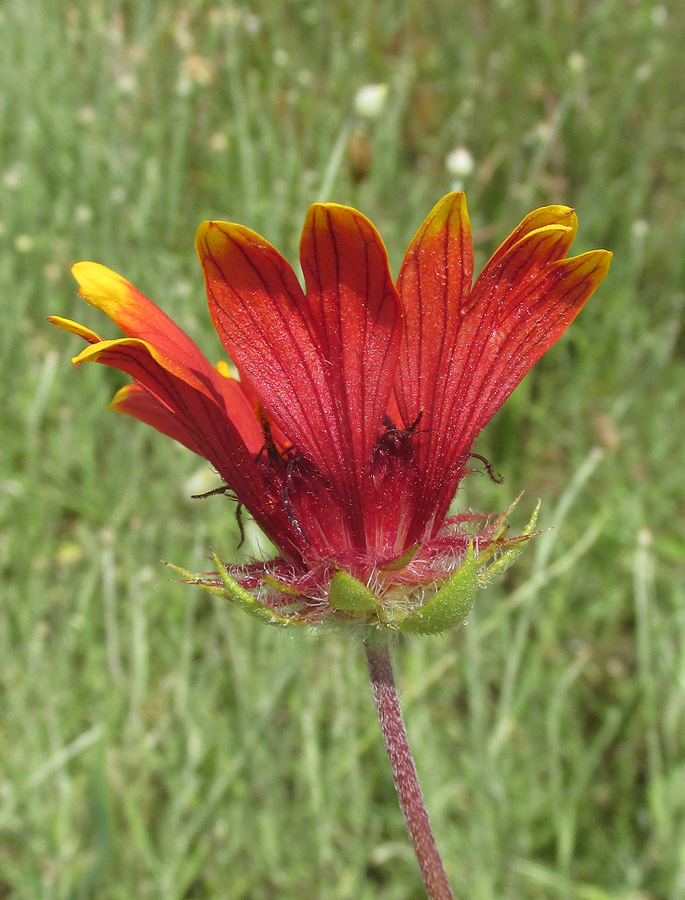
[73,338,306,563]
[476,205,578,291]
[212,363,264,455]
[109,383,204,455]
[400,204,611,540]
[299,203,403,489]
[112,373,261,465]
[394,191,473,454]
[196,206,402,546]
[196,220,327,458]
[466,248,614,434]
[444,228,606,449]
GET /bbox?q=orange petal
[71,262,220,398]
[547,248,613,298]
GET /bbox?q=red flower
[51,193,610,630]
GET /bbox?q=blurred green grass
[1,0,684,897]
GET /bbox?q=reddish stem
[364,639,454,900]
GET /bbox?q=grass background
[1,0,684,897]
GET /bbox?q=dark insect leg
[469,452,504,484]
[406,409,424,434]
[191,485,247,549]
[191,485,233,500]
[235,503,246,549]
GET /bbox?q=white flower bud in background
[74,204,93,225]
[14,234,34,253]
[354,84,389,120]
[651,5,667,27]
[567,51,586,74]
[631,218,649,239]
[445,146,475,191]
[210,132,228,152]
[115,71,137,95]
[3,163,25,190]
[445,146,475,178]
[535,121,555,144]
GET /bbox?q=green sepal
[398,543,477,635]
[211,552,305,626]
[329,570,380,612]
[478,500,540,587]
[166,556,302,627]
[382,543,420,571]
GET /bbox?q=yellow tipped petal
[486,206,578,274]
[48,315,102,344]
[68,266,223,397]
[71,336,153,368]
[518,204,577,235]
[302,201,387,246]
[109,384,138,410]
[71,262,138,322]
[504,222,576,264]
[195,219,271,260]
[415,191,470,242]
[553,248,613,290]
[504,206,578,247]
[215,359,233,379]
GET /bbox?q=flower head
[50,194,610,632]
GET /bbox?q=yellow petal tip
[49,315,103,344]
[71,262,135,319]
[195,220,241,260]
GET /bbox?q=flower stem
[364,639,454,900]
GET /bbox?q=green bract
[169,502,542,637]
[397,544,477,635]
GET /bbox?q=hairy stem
[364,639,454,900]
